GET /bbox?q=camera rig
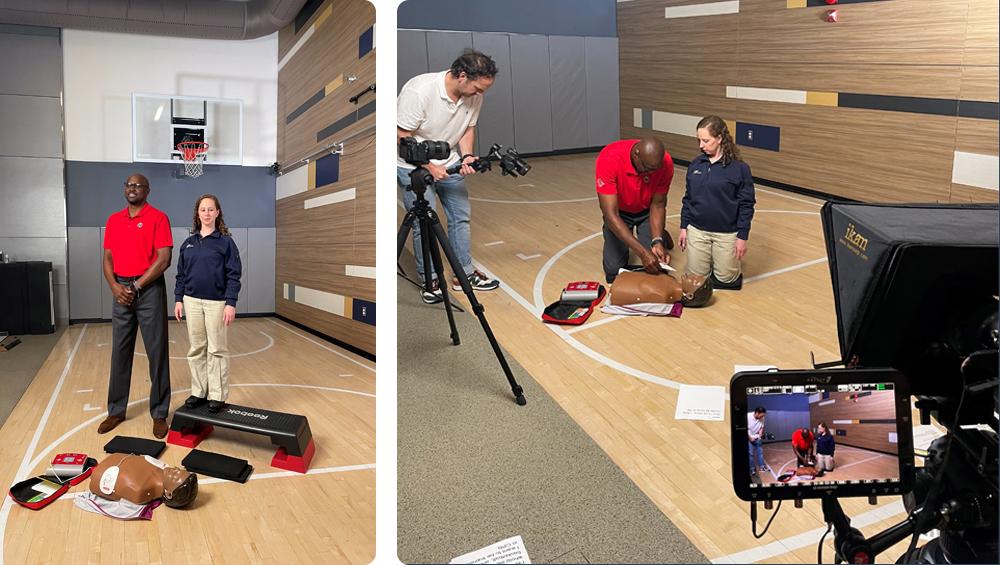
[732,202,998,564]
[445,144,531,177]
[396,136,529,406]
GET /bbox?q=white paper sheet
[674,384,726,421]
[450,535,531,564]
[734,364,777,374]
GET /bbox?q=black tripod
[397,166,526,406]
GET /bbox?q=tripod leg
[397,210,416,262]
[428,220,527,406]
[422,215,461,345]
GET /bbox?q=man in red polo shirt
[98,173,173,438]
[596,137,675,284]
[792,427,816,467]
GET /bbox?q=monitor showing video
[731,369,915,501]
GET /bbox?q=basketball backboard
[132,93,243,165]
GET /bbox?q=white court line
[136,330,274,360]
[516,253,541,261]
[474,261,688,392]
[23,384,374,475]
[339,373,352,377]
[2,332,374,564]
[564,315,625,334]
[468,196,597,204]
[0,324,88,565]
[483,240,506,247]
[267,318,375,373]
[753,209,820,215]
[75,389,92,393]
[202,463,375,484]
[82,404,102,412]
[57,463,378,501]
[744,258,827,284]
[712,500,907,563]
[756,188,823,207]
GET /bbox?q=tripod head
[400,136,453,200]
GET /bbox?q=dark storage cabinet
[0,262,55,334]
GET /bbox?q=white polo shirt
[397,70,483,169]
[748,412,764,440]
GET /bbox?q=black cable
[902,358,971,561]
[752,500,783,539]
[818,521,833,564]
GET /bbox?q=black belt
[115,275,142,282]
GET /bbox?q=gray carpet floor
[0,325,65,428]
[397,265,707,564]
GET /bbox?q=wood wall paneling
[276,297,375,353]
[619,0,999,203]
[276,0,376,355]
[810,391,898,454]
[738,0,968,64]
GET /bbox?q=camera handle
[445,154,488,175]
[821,496,937,564]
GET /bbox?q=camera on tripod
[729,202,998,564]
[399,137,450,165]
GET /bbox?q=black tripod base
[398,183,526,406]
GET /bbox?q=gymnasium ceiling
[0,0,308,39]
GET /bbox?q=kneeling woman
[174,194,242,413]
[679,116,756,290]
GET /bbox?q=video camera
[729,202,999,563]
[446,144,531,178]
[399,137,450,166]
[399,137,531,195]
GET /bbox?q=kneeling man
[596,138,675,284]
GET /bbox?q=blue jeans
[398,166,473,279]
[749,438,765,474]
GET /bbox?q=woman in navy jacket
[678,116,756,290]
[173,194,242,413]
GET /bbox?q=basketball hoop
[177,141,209,178]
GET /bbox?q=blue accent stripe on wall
[294,0,326,33]
[838,93,958,117]
[286,88,326,124]
[958,100,1000,120]
[359,26,374,59]
[316,100,376,142]
[65,161,276,228]
[736,122,780,152]
[806,0,891,6]
[315,153,340,187]
[352,298,375,326]
[398,0,616,38]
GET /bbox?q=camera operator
[748,406,770,477]
[595,138,675,284]
[397,49,501,304]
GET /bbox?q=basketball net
[177,141,209,178]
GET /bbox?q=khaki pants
[685,225,741,283]
[182,296,229,402]
[817,454,835,471]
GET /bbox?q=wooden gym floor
[0,317,374,564]
[755,443,900,486]
[403,152,930,563]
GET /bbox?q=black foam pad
[181,449,252,483]
[103,436,166,458]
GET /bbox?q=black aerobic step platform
[167,403,315,473]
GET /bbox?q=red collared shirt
[103,203,173,277]
[595,139,674,213]
[792,429,814,450]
